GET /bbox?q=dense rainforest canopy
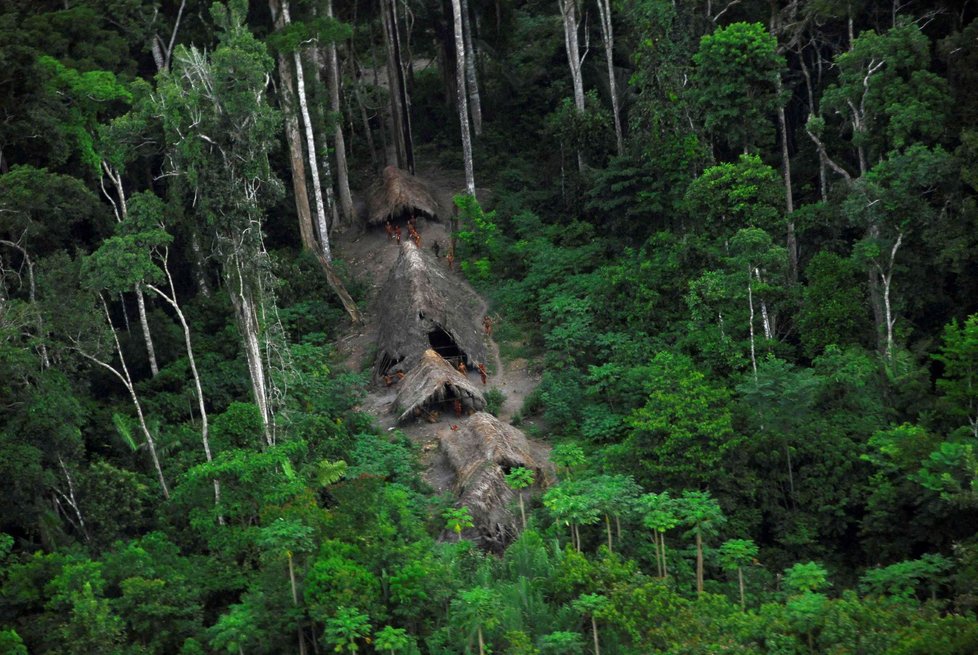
[2,0,978,653]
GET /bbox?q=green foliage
[444,506,475,539]
[860,554,951,599]
[374,625,413,655]
[784,562,830,595]
[718,539,758,572]
[935,314,978,438]
[691,22,783,153]
[620,351,737,487]
[484,387,507,417]
[506,467,536,491]
[322,607,371,654]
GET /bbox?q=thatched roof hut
[394,350,486,423]
[366,166,441,225]
[439,412,544,551]
[374,241,487,376]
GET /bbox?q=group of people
[456,359,489,385]
[384,215,422,249]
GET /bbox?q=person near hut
[385,221,394,240]
[394,225,402,243]
[454,398,463,418]
[446,253,454,270]
[478,363,488,385]
[457,361,467,375]
[483,315,493,337]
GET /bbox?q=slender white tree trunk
[747,267,758,381]
[81,295,169,499]
[558,0,586,171]
[230,260,273,446]
[880,232,903,360]
[101,162,161,375]
[135,284,159,376]
[559,0,586,111]
[754,268,773,340]
[282,0,333,263]
[451,0,476,195]
[595,0,622,155]
[56,455,88,542]
[146,251,222,520]
[775,75,797,281]
[460,0,483,136]
[326,0,354,225]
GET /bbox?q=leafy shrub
[484,387,506,417]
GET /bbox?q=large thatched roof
[366,166,441,225]
[439,412,544,551]
[394,350,485,423]
[374,241,487,376]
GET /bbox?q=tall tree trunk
[595,0,623,156]
[381,0,415,172]
[879,232,903,360]
[281,1,333,263]
[695,530,704,595]
[271,0,362,324]
[82,295,170,499]
[747,267,758,381]
[390,0,416,172]
[325,0,354,224]
[101,162,161,376]
[288,552,308,655]
[135,284,159,376]
[233,277,272,445]
[558,0,586,171]
[146,250,222,521]
[775,75,797,282]
[460,0,483,136]
[662,534,668,578]
[451,0,476,195]
[605,514,613,552]
[190,231,211,297]
[738,566,746,609]
[591,615,601,655]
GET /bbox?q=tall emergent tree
[156,0,291,443]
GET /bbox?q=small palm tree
[374,625,411,655]
[323,607,371,653]
[443,506,475,541]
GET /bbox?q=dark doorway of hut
[377,352,404,376]
[428,326,469,367]
[383,210,430,227]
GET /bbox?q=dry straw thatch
[394,349,486,423]
[439,412,544,551]
[366,166,441,225]
[374,240,487,376]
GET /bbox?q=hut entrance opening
[428,326,466,365]
[383,209,430,228]
[378,352,404,375]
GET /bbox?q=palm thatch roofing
[394,349,486,423]
[439,412,544,551]
[366,166,441,225]
[374,241,487,376]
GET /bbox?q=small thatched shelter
[439,412,544,551]
[366,166,441,226]
[374,241,487,376]
[394,350,486,423]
